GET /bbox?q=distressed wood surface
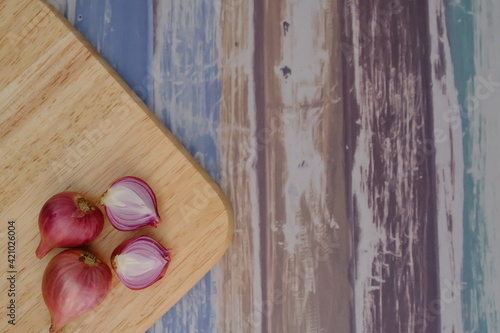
[218,1,263,331]
[0,1,232,332]
[252,0,350,332]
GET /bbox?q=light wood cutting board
[0,0,233,332]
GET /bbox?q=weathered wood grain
[252,0,351,332]
[341,1,441,332]
[218,1,264,332]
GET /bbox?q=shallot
[36,192,104,259]
[42,249,112,332]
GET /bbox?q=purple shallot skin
[36,192,104,259]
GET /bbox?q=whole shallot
[36,192,104,259]
[42,249,112,332]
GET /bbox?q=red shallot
[111,235,171,290]
[42,249,112,333]
[36,192,104,259]
[101,176,161,231]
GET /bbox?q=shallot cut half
[111,235,171,290]
[101,176,161,231]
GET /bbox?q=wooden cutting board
[0,0,233,332]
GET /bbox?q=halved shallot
[111,235,171,290]
[101,176,160,231]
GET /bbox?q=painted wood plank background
[36,0,500,332]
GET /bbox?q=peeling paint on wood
[252,0,350,332]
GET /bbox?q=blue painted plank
[151,0,221,181]
[72,0,154,108]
